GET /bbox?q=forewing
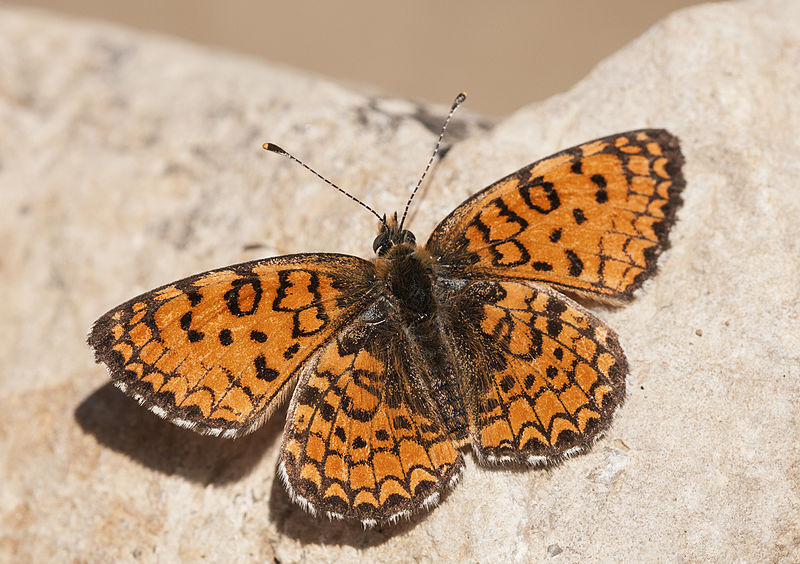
[88,254,376,437]
[447,279,626,465]
[427,129,685,302]
[280,317,463,525]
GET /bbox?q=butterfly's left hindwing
[445,279,627,465]
[280,316,464,524]
[88,254,376,437]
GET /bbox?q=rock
[1,1,798,561]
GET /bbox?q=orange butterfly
[88,93,684,526]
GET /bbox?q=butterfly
[88,93,685,526]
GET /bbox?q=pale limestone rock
[1,1,799,562]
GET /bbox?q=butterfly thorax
[372,214,439,321]
[375,241,437,322]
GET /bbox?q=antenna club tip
[263,142,287,155]
[456,92,467,102]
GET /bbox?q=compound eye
[401,230,416,245]
[373,232,390,255]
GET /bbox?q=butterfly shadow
[76,384,437,545]
[75,382,283,485]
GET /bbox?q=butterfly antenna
[398,91,467,230]
[263,142,386,226]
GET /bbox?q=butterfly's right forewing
[427,129,685,303]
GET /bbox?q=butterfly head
[373,213,417,257]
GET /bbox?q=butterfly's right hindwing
[445,278,627,465]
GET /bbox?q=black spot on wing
[565,249,584,276]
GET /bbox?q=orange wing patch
[280,321,463,524]
[448,279,626,465]
[88,254,376,437]
[427,129,685,302]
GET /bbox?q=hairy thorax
[375,241,439,324]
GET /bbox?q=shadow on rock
[77,383,453,545]
[75,382,284,485]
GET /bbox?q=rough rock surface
[1,1,799,562]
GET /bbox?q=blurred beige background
[10,0,704,116]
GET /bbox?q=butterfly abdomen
[372,241,471,441]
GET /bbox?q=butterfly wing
[426,129,685,303]
[88,253,377,438]
[445,279,626,464]
[279,309,464,525]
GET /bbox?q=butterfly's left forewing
[88,253,377,437]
